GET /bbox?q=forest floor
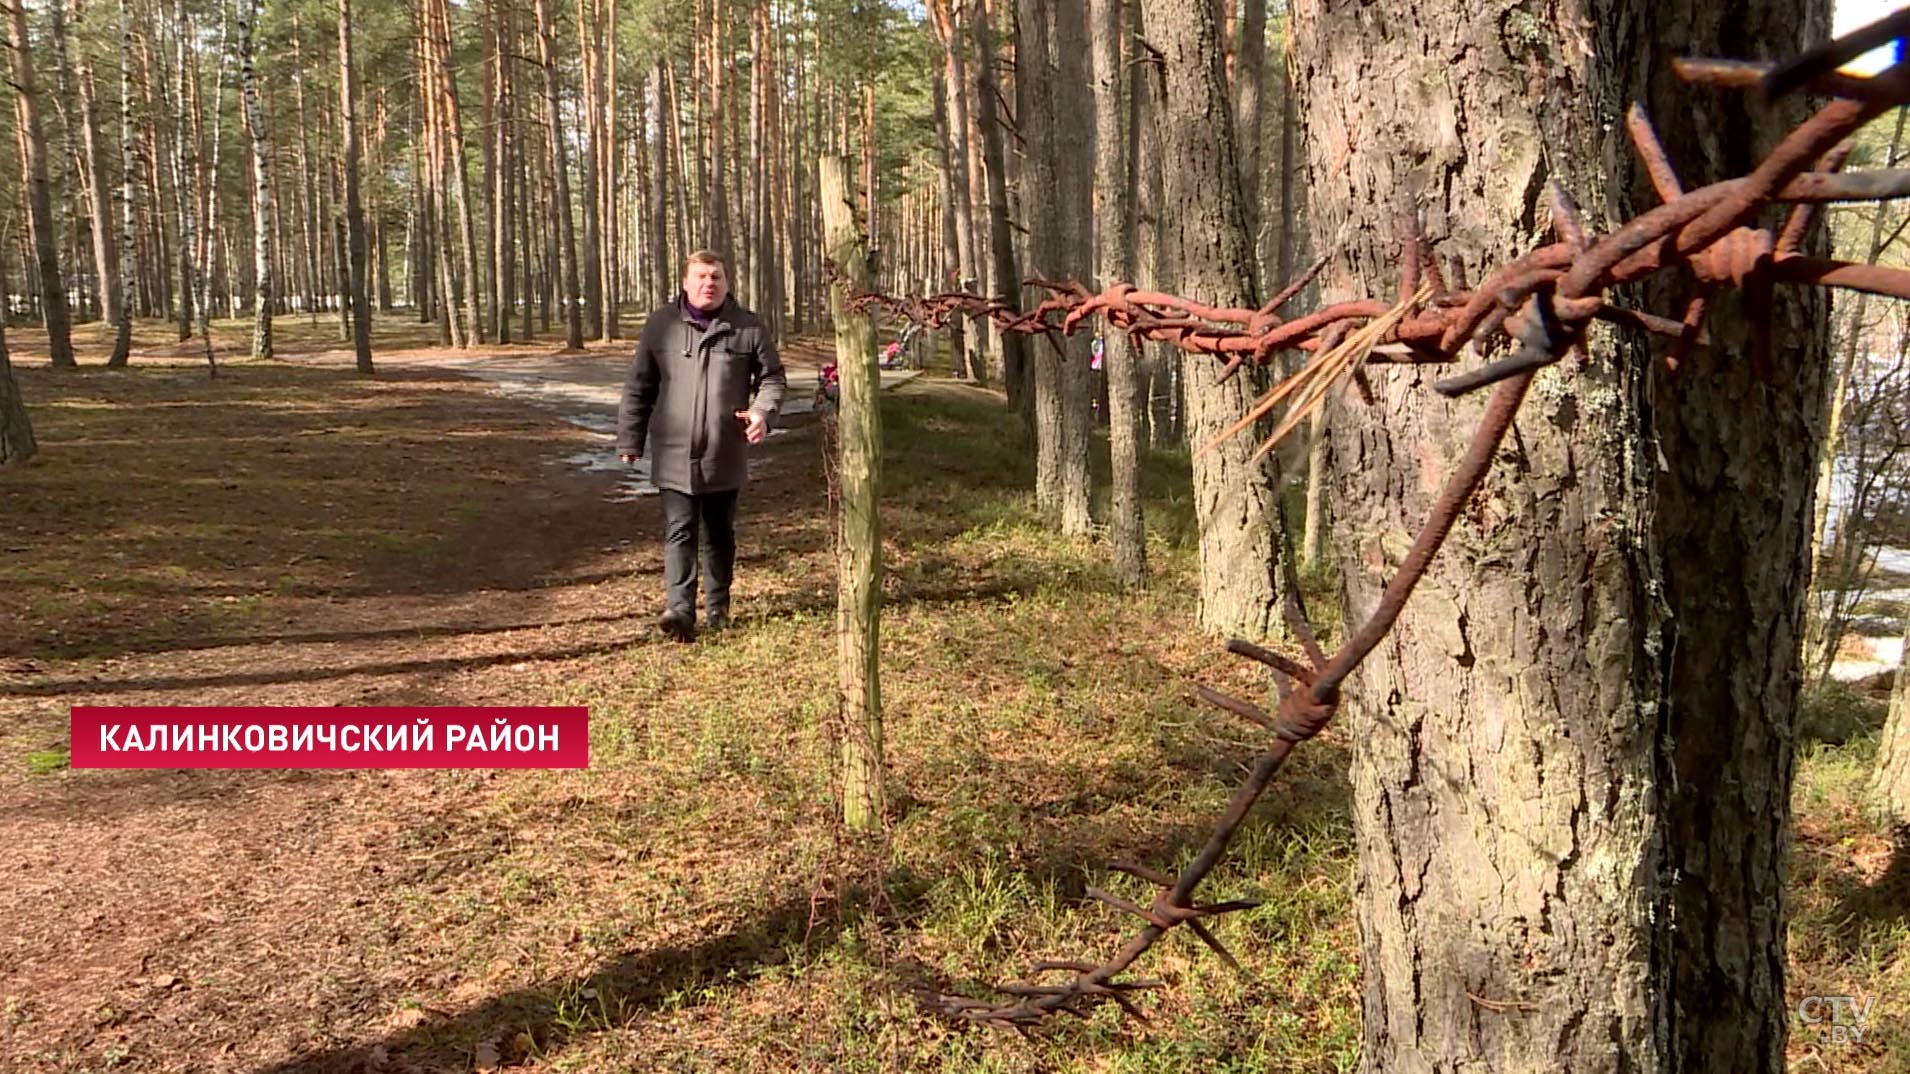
[0,314,1905,1074]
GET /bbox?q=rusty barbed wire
[832,18,1910,1030]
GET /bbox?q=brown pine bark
[1051,0,1093,536]
[71,0,127,357]
[0,249,35,464]
[1019,0,1066,508]
[576,0,603,339]
[339,0,372,372]
[1091,0,1143,586]
[429,0,484,346]
[7,0,77,366]
[1290,1,1830,1071]
[1145,0,1285,639]
[969,0,1026,409]
[601,0,619,338]
[531,0,583,349]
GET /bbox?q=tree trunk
[821,154,886,834]
[428,0,483,347]
[1233,0,1265,295]
[576,0,603,340]
[1290,1,1830,1070]
[1091,0,1144,587]
[0,252,35,465]
[970,0,1026,411]
[111,0,136,363]
[1051,0,1095,536]
[650,61,670,307]
[1146,0,1285,639]
[928,0,985,383]
[8,0,77,367]
[73,0,128,362]
[601,0,619,338]
[239,0,276,360]
[1019,0,1067,514]
[338,0,373,372]
[531,0,584,350]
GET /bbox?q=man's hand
[736,409,768,445]
[620,453,641,465]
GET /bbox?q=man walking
[618,251,787,642]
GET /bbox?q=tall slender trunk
[291,19,321,319]
[1233,0,1264,295]
[602,0,619,338]
[531,0,583,349]
[481,0,501,343]
[430,0,484,346]
[649,61,670,307]
[969,0,1025,406]
[929,0,984,382]
[1051,0,1094,536]
[339,0,373,372]
[576,0,603,339]
[1091,0,1143,586]
[238,0,275,360]
[1146,0,1286,640]
[1020,0,1067,512]
[111,0,137,363]
[73,0,127,357]
[8,0,77,366]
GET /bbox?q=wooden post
[820,154,884,833]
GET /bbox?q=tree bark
[238,0,276,360]
[1290,1,1830,1070]
[1146,0,1285,639]
[1091,0,1144,587]
[428,0,483,346]
[0,251,34,465]
[8,0,77,367]
[1051,0,1094,536]
[531,0,583,349]
[970,0,1026,411]
[650,61,671,306]
[338,0,373,372]
[576,0,603,340]
[72,0,127,360]
[1019,0,1067,514]
[821,154,886,834]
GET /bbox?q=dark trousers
[660,488,739,620]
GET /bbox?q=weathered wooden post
[820,154,885,832]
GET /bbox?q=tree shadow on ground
[0,635,651,699]
[253,889,865,1074]
[1829,824,1910,931]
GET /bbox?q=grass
[0,339,1901,1073]
[1788,687,1910,1072]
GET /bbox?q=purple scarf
[682,293,718,330]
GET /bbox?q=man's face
[683,262,729,311]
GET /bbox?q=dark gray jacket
[616,296,787,494]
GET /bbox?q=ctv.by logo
[1797,995,1876,1046]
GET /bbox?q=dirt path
[0,355,843,1073]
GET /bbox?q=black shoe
[659,608,697,643]
[706,611,732,633]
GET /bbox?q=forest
[3,0,1910,1072]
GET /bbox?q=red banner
[69,707,590,769]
